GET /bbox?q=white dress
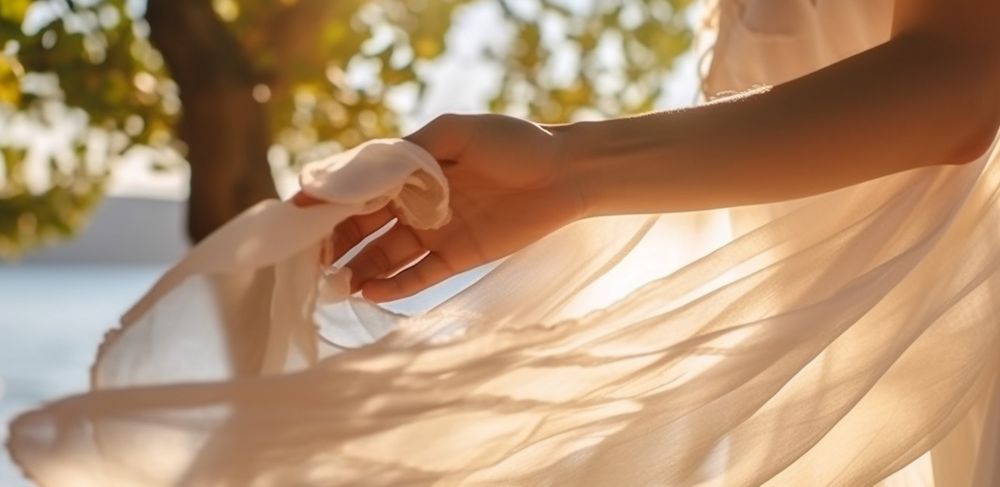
[8,0,1000,485]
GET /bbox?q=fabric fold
[7,1,1000,486]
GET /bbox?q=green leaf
[0,56,22,105]
[0,0,30,24]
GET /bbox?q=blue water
[0,266,164,487]
[0,265,479,486]
[0,262,486,486]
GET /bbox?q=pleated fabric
[8,0,1000,485]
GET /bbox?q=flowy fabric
[8,0,1000,485]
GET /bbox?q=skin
[296,0,1000,302]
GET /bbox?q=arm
[302,0,1000,302]
[562,0,1000,215]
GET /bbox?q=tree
[0,0,694,257]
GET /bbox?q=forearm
[559,33,1000,216]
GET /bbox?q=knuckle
[438,254,459,275]
[410,113,475,161]
[433,113,462,128]
[410,265,431,286]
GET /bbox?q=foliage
[0,0,694,257]
[0,146,105,258]
[1,0,174,257]
[490,0,694,121]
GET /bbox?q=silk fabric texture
[8,0,1000,485]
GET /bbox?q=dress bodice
[705,0,894,95]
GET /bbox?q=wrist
[550,120,611,219]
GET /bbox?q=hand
[294,114,586,302]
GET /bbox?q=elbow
[946,68,1000,165]
[920,33,1000,165]
[952,49,1000,165]
[948,109,1000,165]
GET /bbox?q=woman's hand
[295,114,587,302]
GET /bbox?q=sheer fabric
[8,0,1000,485]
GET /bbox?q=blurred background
[0,0,702,483]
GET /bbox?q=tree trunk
[146,0,278,242]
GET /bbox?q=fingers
[331,207,395,262]
[346,224,427,290]
[292,190,397,262]
[361,252,455,302]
